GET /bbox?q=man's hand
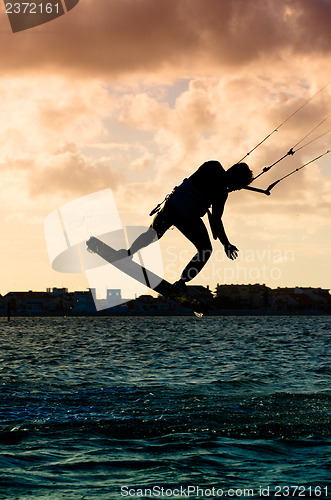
[224,243,239,260]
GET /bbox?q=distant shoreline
[2,310,331,318]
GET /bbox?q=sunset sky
[1,0,331,297]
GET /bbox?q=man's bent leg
[128,227,157,255]
[180,248,212,282]
[127,205,173,256]
[175,217,212,283]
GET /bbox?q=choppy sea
[0,316,330,499]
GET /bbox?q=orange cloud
[27,143,126,198]
[1,0,331,78]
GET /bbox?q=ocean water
[0,316,330,500]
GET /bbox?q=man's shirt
[189,160,228,218]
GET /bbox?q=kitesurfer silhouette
[120,161,253,291]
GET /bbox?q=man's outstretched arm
[207,208,238,260]
[214,220,238,260]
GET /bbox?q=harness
[149,186,178,216]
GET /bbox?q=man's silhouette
[121,161,253,290]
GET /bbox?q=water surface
[0,316,330,499]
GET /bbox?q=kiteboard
[86,236,208,316]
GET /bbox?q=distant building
[68,291,95,313]
[107,289,125,311]
[272,287,331,313]
[4,291,61,314]
[215,284,271,310]
[47,287,68,295]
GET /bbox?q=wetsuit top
[189,160,228,209]
[168,160,228,220]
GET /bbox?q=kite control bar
[244,148,331,196]
[243,185,270,195]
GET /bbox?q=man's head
[226,163,254,191]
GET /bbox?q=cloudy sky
[1,0,331,297]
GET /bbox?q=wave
[1,390,330,443]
